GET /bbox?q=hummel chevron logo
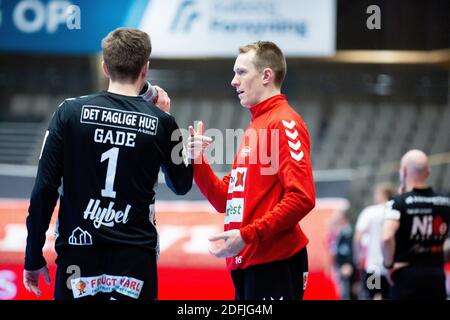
[282,120,296,130]
[290,150,304,161]
[288,140,301,151]
[285,129,298,140]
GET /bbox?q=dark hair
[102,28,151,83]
[239,41,287,88]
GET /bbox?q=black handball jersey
[25,91,193,270]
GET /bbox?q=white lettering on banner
[0,270,17,300]
[225,198,244,224]
[83,199,131,229]
[71,274,143,299]
[228,168,247,193]
[13,0,81,33]
[140,0,336,58]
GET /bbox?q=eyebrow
[234,67,247,73]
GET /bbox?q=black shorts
[54,245,157,300]
[230,247,308,300]
[390,266,446,300]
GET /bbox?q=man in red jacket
[188,41,316,300]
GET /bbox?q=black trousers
[54,245,157,300]
[390,266,446,300]
[230,247,308,300]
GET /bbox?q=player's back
[38,91,192,253]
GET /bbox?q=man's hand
[208,229,246,258]
[23,266,51,297]
[187,121,213,162]
[153,85,171,113]
[386,262,408,286]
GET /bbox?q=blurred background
[0,0,449,300]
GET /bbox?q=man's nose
[231,75,239,87]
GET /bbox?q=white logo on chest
[83,199,131,229]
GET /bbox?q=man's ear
[140,62,149,79]
[262,67,274,85]
[102,61,110,79]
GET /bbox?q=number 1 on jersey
[101,147,119,198]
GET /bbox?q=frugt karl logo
[410,215,448,240]
[83,199,131,229]
[170,0,200,32]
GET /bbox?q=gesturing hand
[187,121,213,162]
[209,229,246,259]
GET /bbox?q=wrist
[383,262,394,269]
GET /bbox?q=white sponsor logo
[405,196,450,206]
[70,274,143,299]
[83,199,131,229]
[68,227,92,245]
[282,120,304,162]
[228,168,247,193]
[225,198,244,224]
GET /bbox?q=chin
[239,99,251,108]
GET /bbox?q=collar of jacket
[249,94,286,120]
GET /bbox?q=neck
[247,87,281,108]
[258,87,281,104]
[108,80,143,97]
[406,180,429,191]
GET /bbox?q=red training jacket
[194,94,316,270]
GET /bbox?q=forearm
[194,155,229,213]
[163,163,193,195]
[382,236,396,267]
[25,184,59,270]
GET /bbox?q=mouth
[237,90,244,97]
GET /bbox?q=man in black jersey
[23,28,193,300]
[382,149,450,299]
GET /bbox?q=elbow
[173,181,193,196]
[307,196,316,212]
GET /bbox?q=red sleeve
[240,118,316,243]
[193,155,230,213]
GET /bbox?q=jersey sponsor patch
[228,168,247,193]
[225,198,244,224]
[68,227,92,245]
[410,215,448,240]
[70,274,144,299]
[83,199,131,229]
[80,105,159,135]
[282,120,304,162]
